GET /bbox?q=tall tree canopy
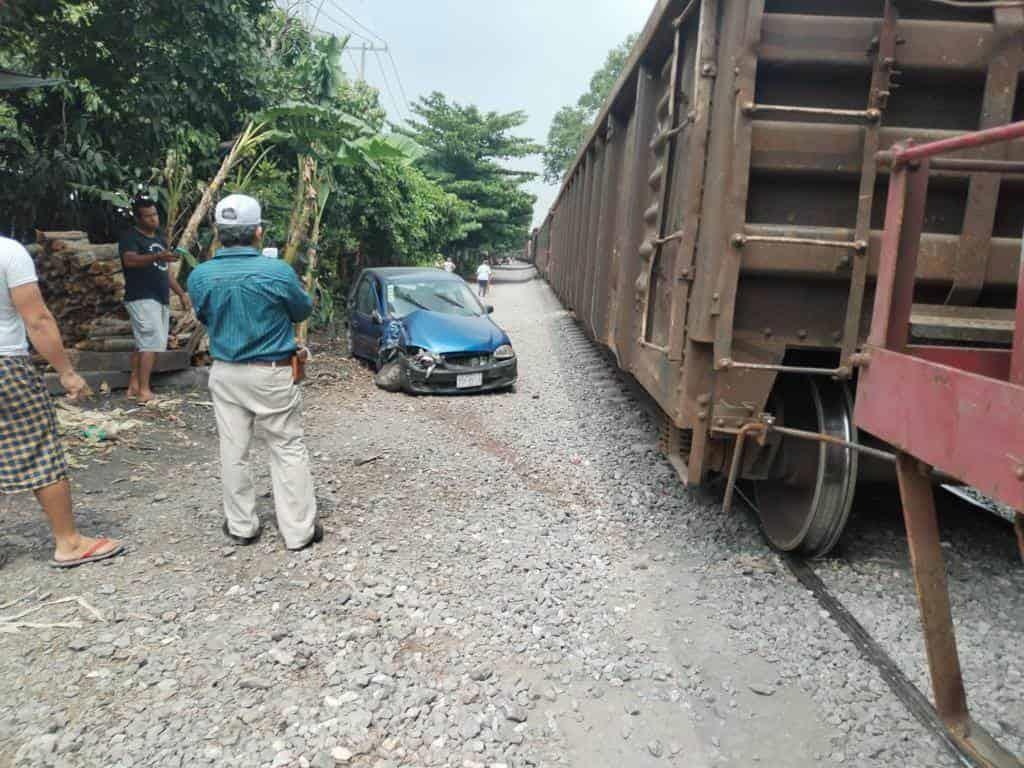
[403,93,539,257]
[0,2,535,325]
[0,0,273,234]
[542,34,637,185]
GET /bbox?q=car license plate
[457,373,483,389]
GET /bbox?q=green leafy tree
[403,92,539,258]
[0,0,273,237]
[0,2,535,331]
[542,34,637,184]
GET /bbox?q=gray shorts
[125,299,170,352]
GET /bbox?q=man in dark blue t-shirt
[118,197,190,402]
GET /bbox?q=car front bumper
[403,357,517,394]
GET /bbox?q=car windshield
[387,280,485,319]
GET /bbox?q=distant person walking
[119,197,191,403]
[0,236,124,569]
[187,194,322,552]
[443,257,456,273]
[476,259,492,298]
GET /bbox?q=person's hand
[179,293,193,313]
[59,371,93,401]
[156,250,180,263]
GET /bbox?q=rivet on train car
[832,331,842,342]
[697,394,711,406]
[717,358,733,370]
[1015,465,1024,481]
[854,240,869,254]
[712,292,720,302]
[698,411,708,421]
[797,329,808,340]
[731,234,746,248]
[837,255,851,270]
[866,109,882,123]
[701,63,716,77]
[716,418,726,427]
[763,328,773,338]
[741,102,755,116]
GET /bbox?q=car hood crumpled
[398,310,510,355]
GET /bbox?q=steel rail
[890,120,1024,165]
[729,490,1016,768]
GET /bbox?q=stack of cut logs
[29,230,193,352]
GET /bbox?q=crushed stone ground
[1,278,1020,768]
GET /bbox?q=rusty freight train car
[534,0,1024,558]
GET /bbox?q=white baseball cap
[215,194,263,227]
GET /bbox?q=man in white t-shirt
[0,236,125,569]
[476,259,493,298]
[443,257,456,273]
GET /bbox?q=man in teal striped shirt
[187,194,322,552]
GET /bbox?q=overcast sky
[312,0,653,228]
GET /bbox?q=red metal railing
[854,121,1024,768]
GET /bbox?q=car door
[350,276,381,359]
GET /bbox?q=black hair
[132,196,158,216]
[217,224,260,247]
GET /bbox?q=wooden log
[68,244,120,264]
[87,260,122,276]
[85,324,132,339]
[36,230,87,245]
[75,337,137,352]
[66,349,190,373]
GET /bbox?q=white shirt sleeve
[2,239,39,289]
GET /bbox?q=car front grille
[442,353,489,368]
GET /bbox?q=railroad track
[555,311,1017,768]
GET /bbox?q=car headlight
[493,344,515,360]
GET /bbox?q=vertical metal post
[895,453,969,728]
[1011,233,1024,386]
[842,0,897,362]
[868,158,930,351]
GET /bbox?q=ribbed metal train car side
[542,0,1024,557]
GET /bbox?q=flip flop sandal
[223,521,262,547]
[51,539,125,569]
[289,522,324,552]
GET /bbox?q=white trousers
[209,361,317,549]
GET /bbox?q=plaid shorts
[0,356,69,493]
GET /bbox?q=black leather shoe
[222,521,262,546]
[290,522,324,552]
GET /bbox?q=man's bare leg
[128,351,141,399]
[35,479,121,563]
[137,351,157,402]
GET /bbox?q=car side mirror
[485,305,494,314]
[371,309,383,325]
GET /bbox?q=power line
[374,50,405,121]
[316,7,374,44]
[385,50,412,115]
[327,1,387,44]
[323,1,413,117]
[292,1,414,121]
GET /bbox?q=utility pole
[349,43,388,82]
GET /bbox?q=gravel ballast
[0,278,1020,768]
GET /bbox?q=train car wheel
[753,375,858,558]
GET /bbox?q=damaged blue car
[347,267,517,394]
